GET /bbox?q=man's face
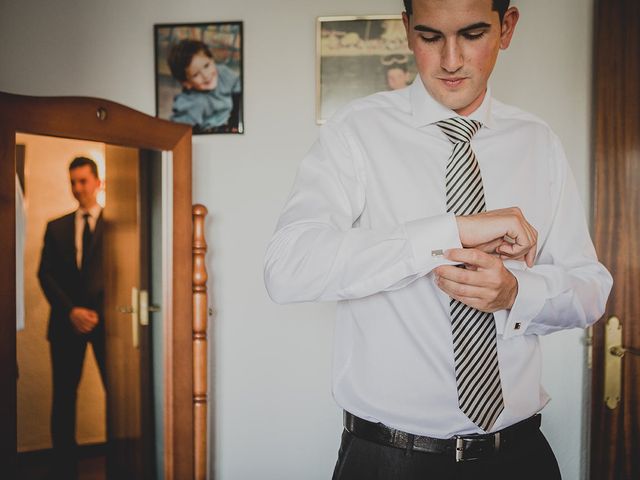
[70,165,101,209]
[182,51,218,91]
[403,0,518,116]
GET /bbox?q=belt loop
[404,433,415,456]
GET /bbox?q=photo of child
[155,22,243,134]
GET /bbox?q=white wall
[0,0,594,478]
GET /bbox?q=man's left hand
[434,248,518,313]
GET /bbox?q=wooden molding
[192,204,209,480]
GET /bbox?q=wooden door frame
[590,0,640,479]
[0,92,195,479]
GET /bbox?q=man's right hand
[69,307,99,334]
[456,207,538,267]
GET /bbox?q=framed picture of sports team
[154,21,244,135]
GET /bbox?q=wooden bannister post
[192,204,208,479]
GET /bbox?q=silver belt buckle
[455,437,466,462]
[456,437,470,463]
[454,432,501,462]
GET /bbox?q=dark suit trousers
[332,428,562,480]
[49,329,106,462]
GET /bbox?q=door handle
[131,287,139,348]
[116,288,140,348]
[117,288,161,346]
[139,289,161,326]
[603,316,639,409]
[609,345,640,358]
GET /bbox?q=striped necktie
[436,117,504,432]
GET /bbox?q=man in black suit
[38,156,105,477]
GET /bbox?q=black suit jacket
[38,211,104,341]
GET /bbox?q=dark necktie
[436,117,504,432]
[81,212,92,271]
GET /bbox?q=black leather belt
[344,411,541,462]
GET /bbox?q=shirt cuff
[404,213,462,274]
[500,268,548,339]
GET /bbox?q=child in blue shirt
[168,39,242,133]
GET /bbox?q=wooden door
[590,0,640,479]
[102,145,154,479]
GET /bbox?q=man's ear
[499,7,520,50]
[402,12,414,52]
[181,80,193,90]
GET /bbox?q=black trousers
[49,330,106,470]
[332,427,562,480]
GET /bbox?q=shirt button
[514,322,522,330]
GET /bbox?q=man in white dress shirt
[264,1,612,478]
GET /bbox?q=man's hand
[69,307,99,334]
[456,207,538,267]
[434,248,518,313]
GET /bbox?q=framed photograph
[154,21,244,134]
[316,15,416,124]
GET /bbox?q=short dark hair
[167,39,213,82]
[69,156,99,179]
[403,0,511,23]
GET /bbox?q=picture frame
[154,21,244,135]
[316,15,416,124]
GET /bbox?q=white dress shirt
[75,204,102,269]
[264,77,612,438]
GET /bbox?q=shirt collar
[409,75,495,129]
[76,204,102,220]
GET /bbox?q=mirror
[0,93,203,480]
[16,135,168,479]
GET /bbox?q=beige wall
[17,133,106,452]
